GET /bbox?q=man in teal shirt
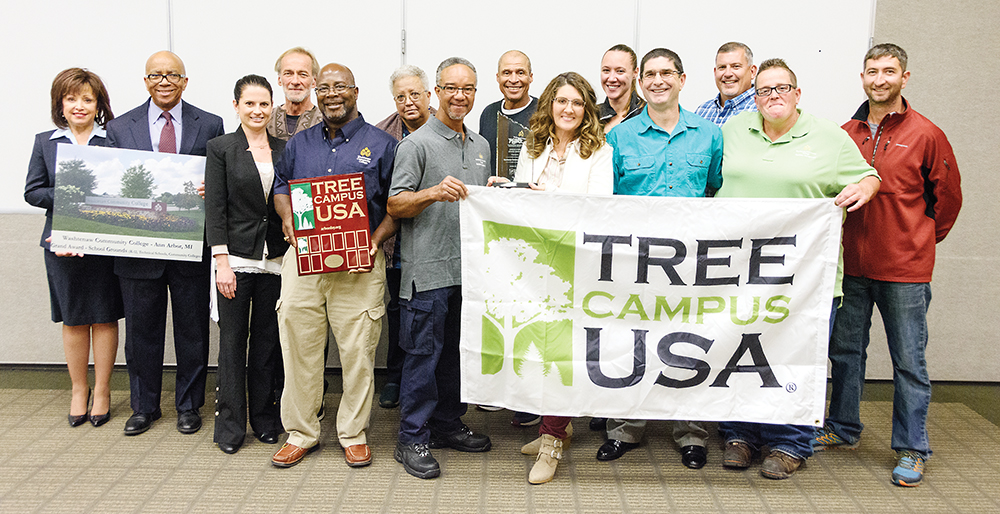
[608,49,722,197]
[599,48,723,470]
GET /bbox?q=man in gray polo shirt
[387,56,492,480]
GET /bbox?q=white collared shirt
[50,125,106,144]
[147,101,183,152]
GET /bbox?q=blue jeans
[719,298,839,460]
[827,275,932,457]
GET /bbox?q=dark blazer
[204,128,289,260]
[107,99,224,155]
[24,131,107,249]
[106,99,224,279]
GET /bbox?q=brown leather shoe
[344,444,372,467]
[760,450,803,479]
[722,441,753,469]
[271,443,316,468]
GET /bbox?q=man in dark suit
[106,50,224,436]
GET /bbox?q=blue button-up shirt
[607,105,723,197]
[274,113,397,233]
[694,87,758,127]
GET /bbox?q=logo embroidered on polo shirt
[794,144,818,159]
[475,153,487,168]
[357,147,372,165]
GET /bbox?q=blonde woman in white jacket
[492,72,612,484]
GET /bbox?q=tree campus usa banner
[459,186,842,427]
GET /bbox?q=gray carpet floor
[0,387,998,513]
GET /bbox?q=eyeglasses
[315,84,357,95]
[146,73,185,84]
[394,91,425,104]
[641,69,682,81]
[437,84,476,96]
[755,84,795,97]
[554,97,585,109]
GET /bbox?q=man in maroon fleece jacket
[813,43,962,489]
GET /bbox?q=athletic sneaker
[892,450,926,487]
[811,424,859,451]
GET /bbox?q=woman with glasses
[492,71,612,484]
[599,44,646,132]
[25,68,122,427]
[205,75,289,454]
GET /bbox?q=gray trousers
[606,419,708,447]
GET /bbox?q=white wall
[4,0,874,215]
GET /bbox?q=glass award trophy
[495,113,532,180]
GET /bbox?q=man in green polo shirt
[716,58,879,480]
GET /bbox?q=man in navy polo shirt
[271,63,398,469]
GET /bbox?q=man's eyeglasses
[641,69,682,81]
[755,84,795,97]
[146,73,185,84]
[315,84,357,95]
[394,91,425,104]
[437,85,476,96]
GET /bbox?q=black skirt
[44,250,124,325]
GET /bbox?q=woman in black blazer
[205,75,289,453]
[24,68,123,427]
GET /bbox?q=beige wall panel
[860,0,1000,381]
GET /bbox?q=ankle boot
[528,434,563,484]
[521,422,572,455]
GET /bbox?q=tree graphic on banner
[481,222,575,386]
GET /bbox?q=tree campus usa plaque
[288,172,371,275]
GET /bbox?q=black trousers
[120,263,209,414]
[214,272,283,444]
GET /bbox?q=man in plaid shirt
[695,42,758,126]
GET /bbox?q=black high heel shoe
[90,392,111,427]
[68,389,91,427]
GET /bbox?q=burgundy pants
[540,415,571,439]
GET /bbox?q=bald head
[320,63,355,85]
[146,51,186,75]
[316,63,359,129]
[144,51,188,110]
[496,50,533,108]
[498,50,531,73]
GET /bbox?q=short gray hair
[435,57,477,86]
[389,65,430,93]
[717,42,753,67]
